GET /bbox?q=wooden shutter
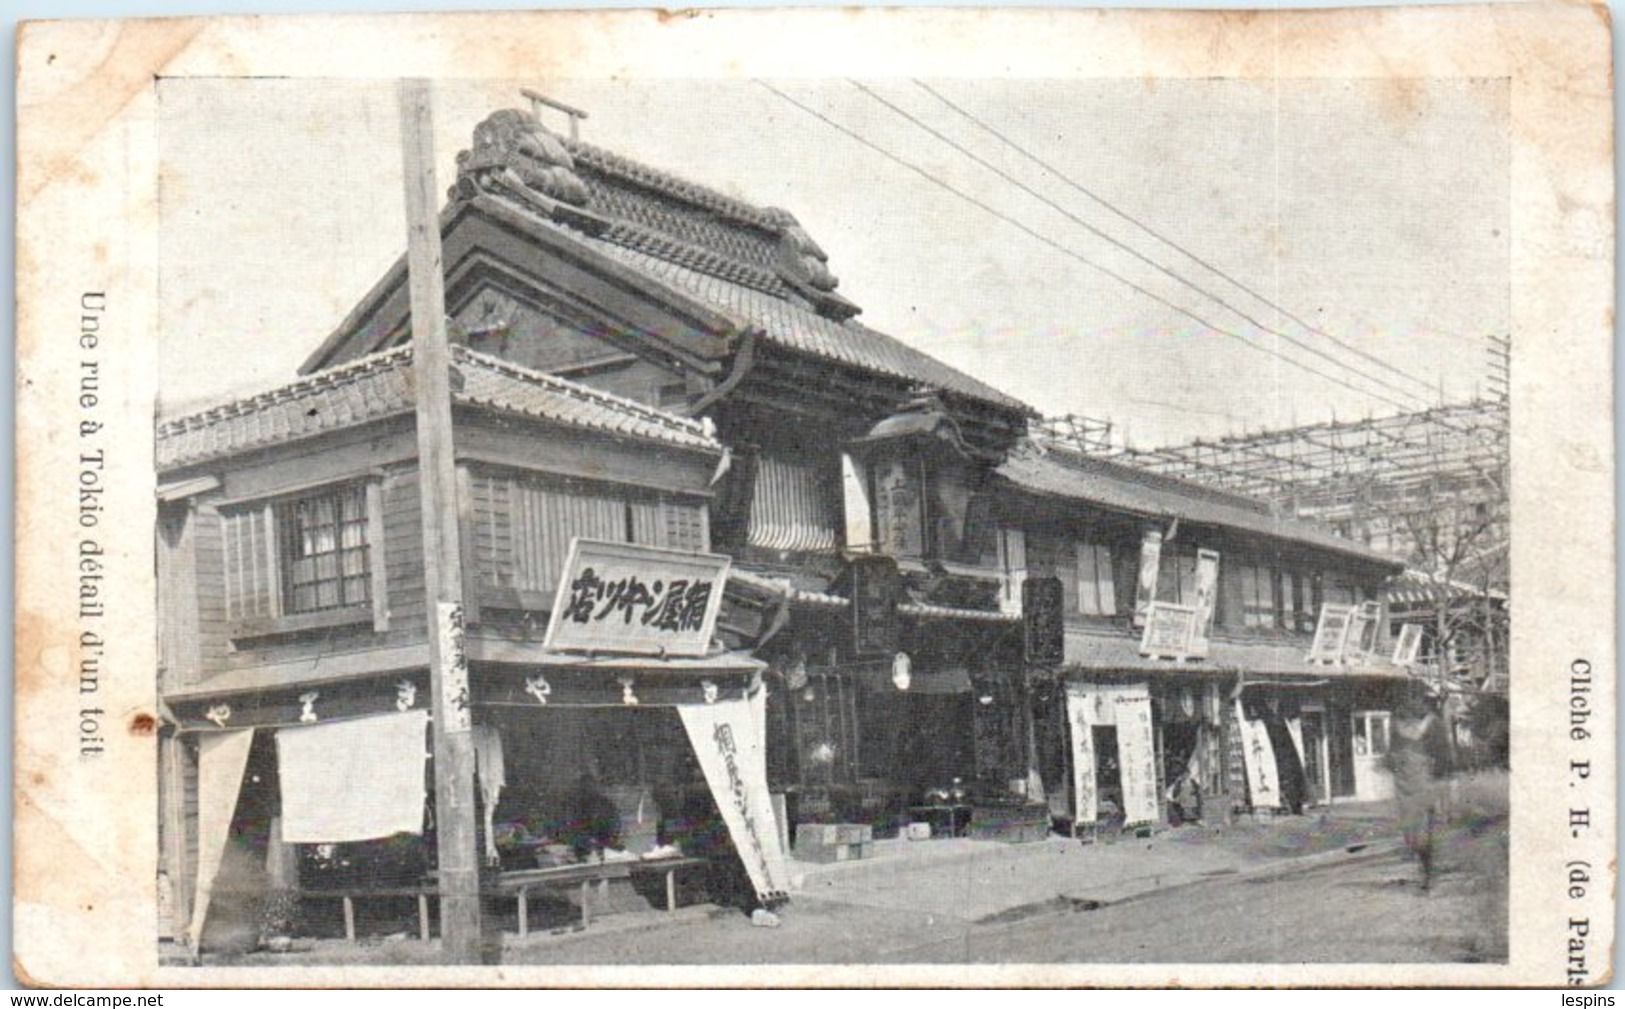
[221,503,277,620]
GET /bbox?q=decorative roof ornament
[457,109,590,207]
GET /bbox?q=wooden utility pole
[398,78,483,963]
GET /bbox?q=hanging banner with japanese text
[678,689,791,904]
[1112,683,1159,827]
[1132,528,1163,628]
[1235,698,1281,810]
[1190,548,1220,657]
[544,538,730,657]
[1064,682,1098,826]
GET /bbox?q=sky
[157,75,1510,447]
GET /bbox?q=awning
[726,566,849,608]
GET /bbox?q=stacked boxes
[794,822,874,863]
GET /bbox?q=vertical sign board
[1234,698,1281,810]
[543,539,731,657]
[1392,623,1425,666]
[1113,683,1159,827]
[1064,682,1098,826]
[1190,549,1221,658]
[436,602,471,733]
[1139,601,1198,659]
[1132,528,1163,627]
[1022,576,1065,667]
[849,555,902,657]
[1308,603,1358,663]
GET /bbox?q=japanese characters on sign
[437,601,472,732]
[1307,603,1357,664]
[1022,576,1065,667]
[543,539,730,657]
[1139,601,1200,660]
[849,555,902,657]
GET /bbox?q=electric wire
[755,80,1420,414]
[912,78,1442,400]
[850,79,1430,408]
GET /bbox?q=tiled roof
[570,227,1032,413]
[156,344,720,470]
[998,446,1402,567]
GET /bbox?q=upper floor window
[1076,540,1117,616]
[1234,564,1280,629]
[221,479,383,634]
[278,485,372,614]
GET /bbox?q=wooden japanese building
[158,102,1425,952]
[156,343,792,951]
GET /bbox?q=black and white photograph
[13,6,1613,988]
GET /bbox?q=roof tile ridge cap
[451,345,714,441]
[560,135,777,229]
[157,345,413,435]
[604,221,786,294]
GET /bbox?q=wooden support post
[418,893,430,941]
[342,897,356,943]
[399,78,484,964]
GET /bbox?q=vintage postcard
[13,4,1614,988]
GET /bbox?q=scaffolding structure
[1116,398,1509,590]
[1033,413,1115,456]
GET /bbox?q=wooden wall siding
[220,505,276,621]
[157,504,203,693]
[382,468,426,629]
[470,467,711,603]
[454,414,717,497]
[747,454,838,554]
[207,421,416,505]
[191,506,229,685]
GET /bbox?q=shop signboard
[1064,682,1098,826]
[1112,684,1159,827]
[1235,698,1281,810]
[1307,603,1357,663]
[1392,622,1425,665]
[1023,576,1065,667]
[543,538,730,657]
[1345,600,1385,661]
[1139,601,1199,659]
[1190,548,1220,656]
[1132,527,1163,627]
[849,554,902,657]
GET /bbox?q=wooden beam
[399,78,483,964]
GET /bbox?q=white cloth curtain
[276,711,430,844]
[187,728,254,949]
[678,687,791,904]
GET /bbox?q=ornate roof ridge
[450,344,717,442]
[559,134,790,233]
[157,345,413,437]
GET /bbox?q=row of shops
[155,101,1437,957]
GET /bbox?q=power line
[912,79,1443,401]
[756,80,1420,414]
[850,80,1430,409]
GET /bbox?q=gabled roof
[997,444,1403,568]
[301,108,1033,418]
[156,344,721,470]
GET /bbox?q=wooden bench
[292,885,436,943]
[220,856,713,943]
[487,856,710,937]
